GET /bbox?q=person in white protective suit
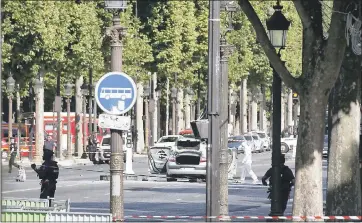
[238,142,259,184]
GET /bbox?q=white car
[95,134,133,164]
[253,131,271,151]
[154,135,180,151]
[166,137,207,182]
[250,133,264,153]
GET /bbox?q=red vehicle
[2,112,108,158]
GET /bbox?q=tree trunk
[136,83,145,154]
[184,93,191,129]
[152,73,158,141]
[292,91,328,216]
[240,79,247,134]
[75,76,83,158]
[251,99,257,131]
[177,89,184,132]
[326,49,361,215]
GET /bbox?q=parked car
[243,134,256,152]
[250,133,264,153]
[323,135,328,158]
[228,135,247,154]
[166,137,207,182]
[253,131,271,151]
[93,134,133,164]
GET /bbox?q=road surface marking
[84,197,89,199]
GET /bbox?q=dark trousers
[40,181,56,204]
[88,145,96,161]
[8,153,19,173]
[281,190,290,214]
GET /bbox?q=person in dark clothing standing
[31,147,59,205]
[88,134,98,161]
[262,154,295,214]
[8,137,20,173]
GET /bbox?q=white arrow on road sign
[95,72,137,115]
[98,114,131,131]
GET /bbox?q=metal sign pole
[109,13,125,221]
[206,0,221,220]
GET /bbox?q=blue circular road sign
[95,72,137,115]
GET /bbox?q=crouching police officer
[262,154,295,215]
[31,147,59,204]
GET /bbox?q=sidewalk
[2,157,93,167]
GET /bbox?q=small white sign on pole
[98,114,131,131]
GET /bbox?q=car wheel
[189,178,197,183]
[93,160,99,165]
[105,160,110,164]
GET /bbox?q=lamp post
[33,70,45,163]
[81,80,89,159]
[143,85,150,149]
[64,82,73,160]
[266,0,290,216]
[104,0,128,220]
[171,87,177,135]
[6,73,15,145]
[219,2,237,217]
[155,89,161,137]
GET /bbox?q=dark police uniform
[31,150,59,203]
[262,163,295,214]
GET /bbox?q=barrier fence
[120,215,362,220]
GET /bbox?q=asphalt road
[2,151,328,222]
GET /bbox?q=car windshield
[177,140,200,147]
[159,137,178,143]
[252,136,258,140]
[244,135,252,140]
[102,138,111,146]
[257,133,266,138]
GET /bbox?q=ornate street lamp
[64,82,73,160]
[80,80,88,159]
[266,0,290,217]
[6,73,15,144]
[266,0,290,49]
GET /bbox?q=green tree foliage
[119,1,154,83]
[2,1,103,100]
[226,2,301,90]
[148,1,198,86]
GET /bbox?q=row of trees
[2,0,361,217]
[2,0,302,109]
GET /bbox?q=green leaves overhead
[148,1,198,86]
[2,0,302,102]
[120,2,154,83]
[2,1,104,97]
